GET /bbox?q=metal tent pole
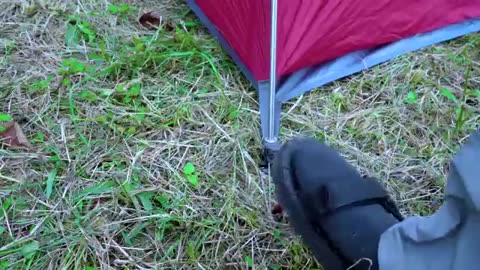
[266,0,278,143]
[261,0,282,168]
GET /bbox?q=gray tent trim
[186,0,480,139]
[185,0,258,89]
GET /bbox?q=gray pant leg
[378,130,480,270]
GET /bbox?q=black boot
[272,138,403,270]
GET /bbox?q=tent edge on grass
[186,0,480,156]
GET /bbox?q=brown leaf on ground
[271,204,283,215]
[0,121,31,148]
[164,21,175,32]
[139,11,161,30]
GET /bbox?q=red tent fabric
[196,0,480,80]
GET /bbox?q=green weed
[0,114,11,132]
[183,162,199,187]
[108,4,137,19]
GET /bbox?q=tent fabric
[186,0,480,140]
[276,19,480,102]
[193,0,480,81]
[378,129,480,270]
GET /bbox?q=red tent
[187,0,480,153]
[195,0,480,80]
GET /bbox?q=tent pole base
[260,139,283,169]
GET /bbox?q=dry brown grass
[0,0,479,269]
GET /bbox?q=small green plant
[183,162,199,187]
[245,255,254,268]
[137,192,154,213]
[332,92,347,111]
[108,4,137,17]
[21,241,39,259]
[29,76,53,94]
[60,58,90,76]
[65,17,97,47]
[439,46,479,132]
[80,90,98,103]
[439,87,459,104]
[438,85,479,131]
[45,168,57,199]
[405,91,418,104]
[0,114,12,121]
[0,113,12,132]
[112,83,142,104]
[31,131,44,143]
[0,40,16,65]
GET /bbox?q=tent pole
[266,0,278,143]
[261,0,281,168]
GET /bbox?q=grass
[0,0,479,269]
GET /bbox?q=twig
[110,240,149,270]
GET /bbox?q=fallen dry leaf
[139,11,161,30]
[164,21,175,32]
[271,204,283,215]
[0,121,31,148]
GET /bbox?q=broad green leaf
[134,43,145,52]
[100,89,114,97]
[77,23,95,43]
[85,267,96,270]
[0,114,12,121]
[128,84,141,97]
[1,197,13,219]
[245,255,254,267]
[36,131,44,142]
[456,107,463,118]
[273,229,281,240]
[107,5,119,14]
[127,223,145,244]
[137,192,153,212]
[183,162,195,175]
[0,126,6,132]
[228,106,240,120]
[76,181,116,199]
[187,242,196,259]
[87,53,103,60]
[21,241,39,259]
[0,261,11,268]
[80,90,97,102]
[439,88,459,104]
[35,77,53,88]
[468,90,480,97]
[155,195,170,209]
[65,23,80,47]
[95,116,107,123]
[45,168,57,199]
[119,4,134,13]
[405,91,417,104]
[127,127,136,134]
[121,231,133,247]
[187,174,198,186]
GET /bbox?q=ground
[0,0,479,269]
